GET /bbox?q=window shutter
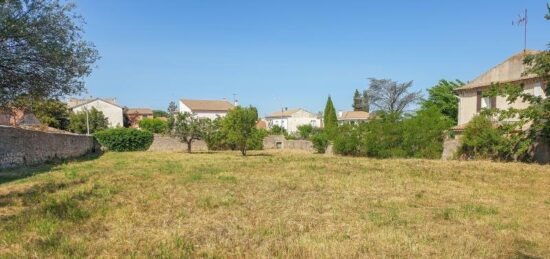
[476,91,482,112]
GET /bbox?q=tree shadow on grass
[0,153,101,185]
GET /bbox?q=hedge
[94,128,154,151]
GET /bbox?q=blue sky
[77,1,550,116]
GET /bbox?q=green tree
[323,96,338,138]
[421,79,464,124]
[480,5,550,161]
[402,107,454,159]
[0,0,99,109]
[361,112,406,158]
[167,101,178,114]
[297,124,316,139]
[222,106,259,156]
[459,115,503,160]
[139,118,168,134]
[169,112,210,153]
[153,110,169,118]
[269,125,287,135]
[13,96,70,130]
[69,107,109,134]
[352,89,369,112]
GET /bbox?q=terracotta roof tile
[180,99,234,111]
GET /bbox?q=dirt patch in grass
[0,151,549,258]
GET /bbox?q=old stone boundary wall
[148,134,208,152]
[0,126,98,169]
[148,134,314,152]
[263,135,314,152]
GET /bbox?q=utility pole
[513,9,528,52]
[85,108,90,135]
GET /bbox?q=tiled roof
[265,109,301,118]
[338,111,370,120]
[180,99,234,111]
[126,108,153,115]
[456,49,542,91]
[68,98,122,109]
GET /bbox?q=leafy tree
[361,112,406,158]
[479,6,550,161]
[297,124,317,140]
[69,107,109,134]
[421,79,464,124]
[365,78,422,113]
[153,110,169,118]
[222,106,259,156]
[402,107,453,159]
[459,115,503,160]
[0,0,99,109]
[333,124,361,156]
[169,112,210,153]
[167,101,178,114]
[311,132,329,153]
[13,96,70,130]
[269,125,287,135]
[352,89,369,112]
[139,118,168,134]
[323,96,338,138]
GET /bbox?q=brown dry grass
[0,151,549,258]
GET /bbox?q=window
[310,120,317,127]
[534,83,543,97]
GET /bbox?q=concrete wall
[147,134,208,152]
[72,99,124,128]
[263,135,314,152]
[0,126,98,169]
[457,81,545,125]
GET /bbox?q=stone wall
[441,137,460,160]
[0,126,98,169]
[148,134,208,152]
[263,135,314,152]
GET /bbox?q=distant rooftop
[180,99,234,111]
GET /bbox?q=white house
[265,108,321,133]
[179,99,235,119]
[68,98,124,128]
[338,111,370,125]
[454,50,546,132]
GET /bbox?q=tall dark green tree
[352,89,370,112]
[323,96,338,138]
[0,0,99,109]
[420,79,464,124]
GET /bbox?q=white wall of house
[178,101,229,119]
[457,81,546,125]
[72,100,124,128]
[266,109,320,133]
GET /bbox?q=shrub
[139,118,168,134]
[248,128,268,150]
[69,107,109,134]
[269,125,287,135]
[333,125,361,156]
[402,107,453,159]
[311,132,329,153]
[94,128,154,151]
[459,115,503,160]
[361,112,406,158]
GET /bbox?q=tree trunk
[241,147,247,156]
[186,140,192,153]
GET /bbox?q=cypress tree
[323,96,338,139]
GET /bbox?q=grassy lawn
[0,151,549,258]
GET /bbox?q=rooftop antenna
[513,9,528,52]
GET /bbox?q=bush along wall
[94,128,154,151]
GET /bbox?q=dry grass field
[0,151,549,258]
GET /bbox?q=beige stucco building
[265,108,321,134]
[179,99,235,119]
[68,98,124,128]
[454,50,546,131]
